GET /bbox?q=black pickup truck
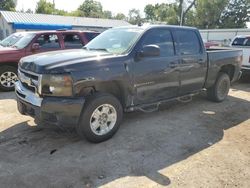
[15,25,242,143]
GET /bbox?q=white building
[0,11,130,39]
[200,28,250,45]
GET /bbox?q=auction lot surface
[0,83,250,188]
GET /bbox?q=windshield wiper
[88,48,109,52]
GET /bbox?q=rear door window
[63,34,83,49]
[175,30,201,55]
[35,34,60,49]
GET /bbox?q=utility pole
[180,5,184,26]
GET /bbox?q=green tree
[144,3,178,24]
[0,0,15,11]
[195,0,229,29]
[25,8,33,13]
[114,13,126,20]
[35,0,55,14]
[220,0,250,28]
[102,10,112,19]
[184,9,197,26]
[156,3,178,24]
[78,0,103,18]
[68,10,83,17]
[35,0,69,15]
[128,9,142,25]
[144,4,156,21]
[54,9,68,16]
[177,0,196,25]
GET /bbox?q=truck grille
[18,69,40,93]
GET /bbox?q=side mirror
[31,43,40,51]
[140,45,160,57]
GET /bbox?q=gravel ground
[0,82,249,188]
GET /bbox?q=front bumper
[15,81,85,126]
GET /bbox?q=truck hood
[20,49,116,73]
[0,47,19,54]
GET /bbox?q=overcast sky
[16,0,172,15]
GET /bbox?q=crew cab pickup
[15,25,242,143]
[230,35,250,76]
[0,30,99,91]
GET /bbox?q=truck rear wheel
[0,66,18,91]
[77,93,123,143]
[207,72,230,102]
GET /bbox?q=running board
[138,103,160,113]
[126,91,201,113]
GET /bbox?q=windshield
[232,37,250,47]
[0,33,25,47]
[85,27,143,54]
[12,33,36,49]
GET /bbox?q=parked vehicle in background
[15,25,242,143]
[230,35,250,76]
[0,30,100,91]
[203,40,220,49]
[0,32,26,48]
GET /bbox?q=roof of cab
[112,24,197,31]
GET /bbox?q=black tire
[76,93,123,143]
[207,72,230,102]
[0,65,18,92]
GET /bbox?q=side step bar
[126,91,201,113]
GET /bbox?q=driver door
[26,34,61,56]
[133,28,180,105]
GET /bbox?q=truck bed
[205,48,243,88]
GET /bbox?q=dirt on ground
[0,82,250,188]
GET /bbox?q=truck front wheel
[207,72,230,102]
[0,66,18,91]
[77,93,123,143]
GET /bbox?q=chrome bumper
[15,81,42,107]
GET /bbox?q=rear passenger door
[173,29,207,95]
[63,33,84,49]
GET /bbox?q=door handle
[198,59,204,64]
[169,62,177,68]
[179,65,194,72]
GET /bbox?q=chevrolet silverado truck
[15,25,242,143]
[0,30,99,91]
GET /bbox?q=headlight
[40,74,73,97]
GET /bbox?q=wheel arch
[219,64,235,82]
[77,80,127,108]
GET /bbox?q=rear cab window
[63,33,84,49]
[174,29,202,55]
